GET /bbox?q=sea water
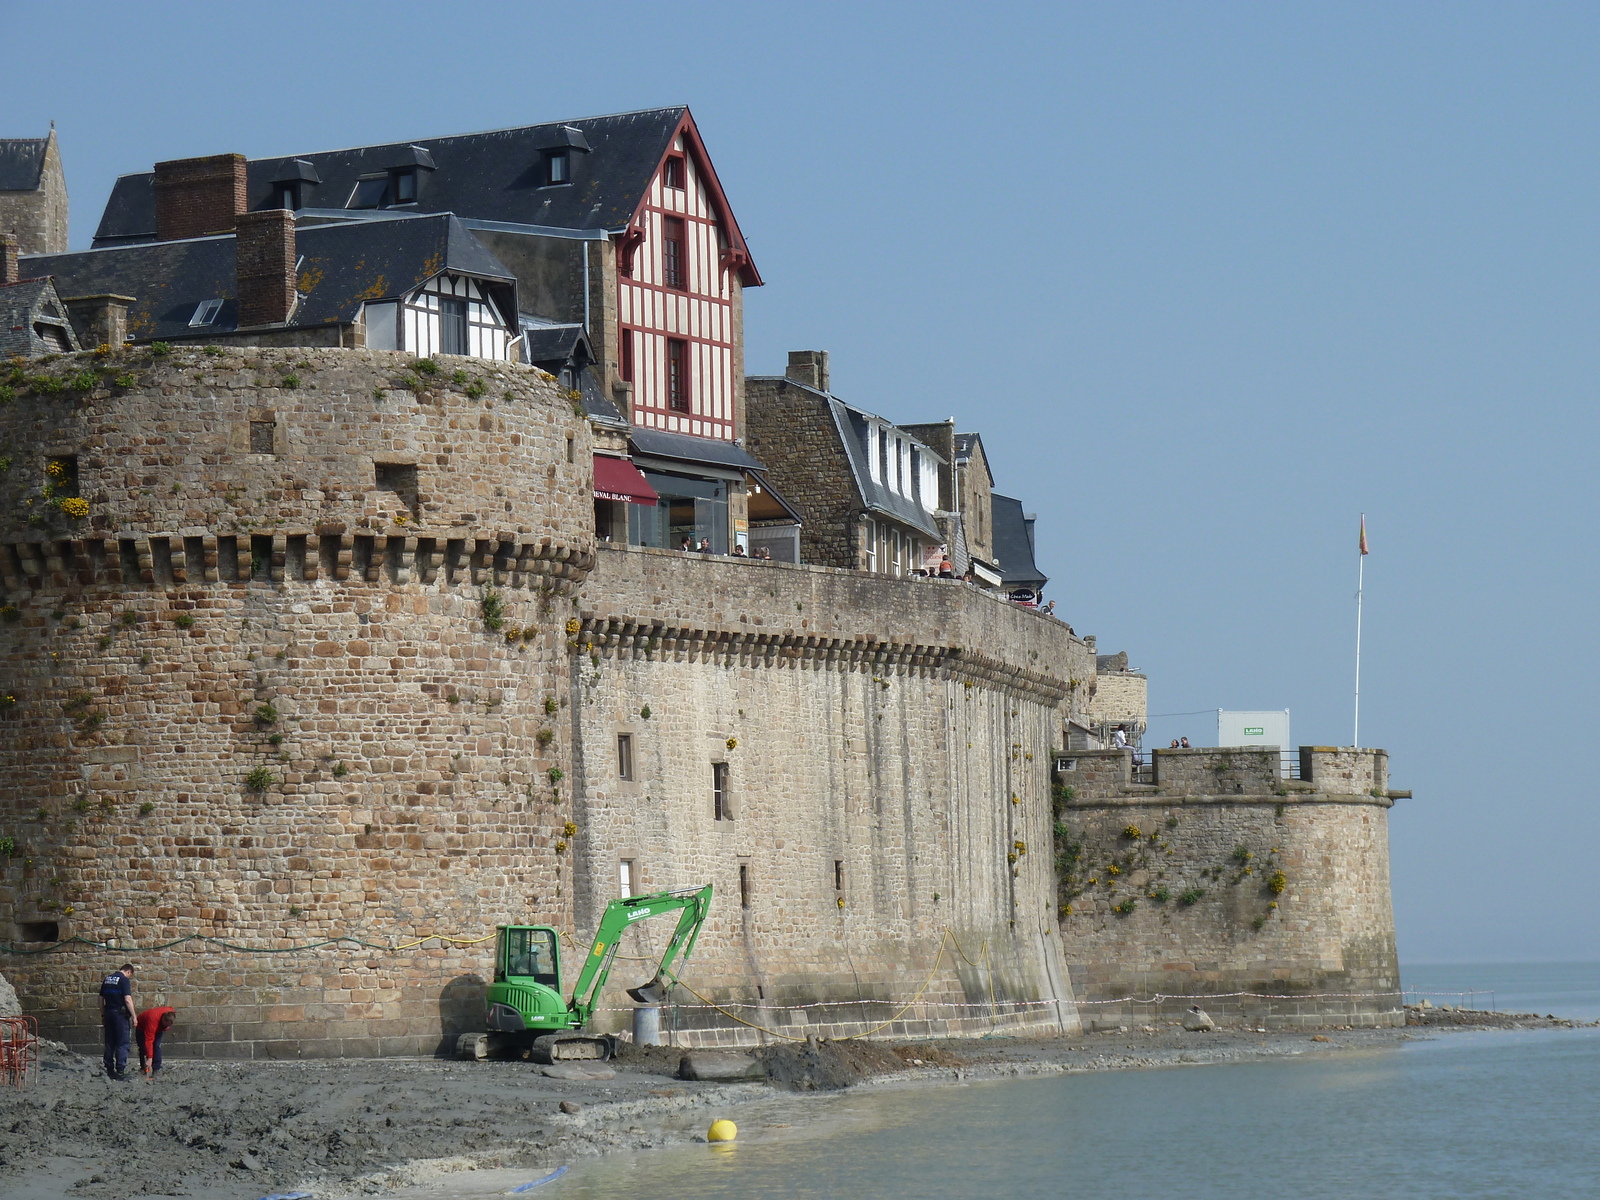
[399,963,1600,1200]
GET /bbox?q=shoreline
[5,1011,1591,1200]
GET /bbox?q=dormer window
[270,159,320,213]
[349,175,389,209]
[544,150,570,185]
[393,168,417,203]
[662,155,685,190]
[189,299,224,327]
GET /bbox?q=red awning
[593,455,659,505]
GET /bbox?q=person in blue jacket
[99,963,136,1079]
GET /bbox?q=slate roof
[990,492,1048,591]
[0,138,47,191]
[19,213,516,343]
[0,277,79,357]
[629,426,766,474]
[751,376,943,540]
[521,322,590,368]
[830,401,942,540]
[92,107,759,283]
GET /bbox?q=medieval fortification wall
[0,346,1090,1055]
[1054,747,1402,1027]
[0,345,1401,1054]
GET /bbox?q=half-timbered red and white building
[92,106,771,552]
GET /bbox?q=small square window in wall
[620,859,635,898]
[739,862,751,908]
[375,462,419,515]
[250,420,275,455]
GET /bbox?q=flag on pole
[1359,514,1368,556]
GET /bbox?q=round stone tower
[0,345,592,1056]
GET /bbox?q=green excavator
[457,883,714,1063]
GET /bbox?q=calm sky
[7,2,1596,965]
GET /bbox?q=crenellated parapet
[1053,745,1403,1027]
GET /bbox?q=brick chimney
[785,349,830,392]
[153,153,247,241]
[235,209,297,327]
[1,232,17,285]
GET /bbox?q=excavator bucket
[626,975,670,1005]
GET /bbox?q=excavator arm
[568,884,714,1024]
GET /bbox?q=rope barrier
[0,931,496,956]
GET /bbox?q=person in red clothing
[135,1006,175,1078]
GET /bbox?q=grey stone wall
[566,544,1095,1042]
[1053,747,1402,1027]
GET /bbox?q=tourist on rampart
[1180,737,1191,749]
[98,963,136,1080]
[136,1005,176,1078]
[938,556,954,578]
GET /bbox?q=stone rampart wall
[566,546,1091,1043]
[1053,748,1401,1028]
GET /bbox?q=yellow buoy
[707,1119,738,1142]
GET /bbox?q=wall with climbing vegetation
[1052,747,1402,1027]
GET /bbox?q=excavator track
[531,1033,618,1064]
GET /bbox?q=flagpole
[1353,515,1365,749]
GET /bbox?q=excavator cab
[498,927,560,989]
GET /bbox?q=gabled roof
[91,107,761,285]
[520,322,590,368]
[954,432,995,487]
[20,212,515,342]
[0,137,48,191]
[990,492,1048,591]
[0,277,78,356]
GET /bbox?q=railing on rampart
[1053,745,1391,798]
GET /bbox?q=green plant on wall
[481,588,505,632]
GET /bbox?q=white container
[1216,709,1290,750]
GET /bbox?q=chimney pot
[785,349,829,392]
[153,153,248,241]
[235,209,297,327]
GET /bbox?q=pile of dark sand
[754,1038,906,1091]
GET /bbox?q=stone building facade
[0,130,68,256]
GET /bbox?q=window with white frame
[402,275,511,360]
